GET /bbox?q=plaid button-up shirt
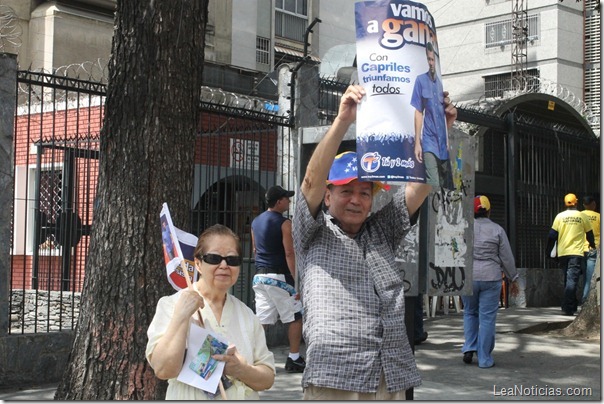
[292,186,421,393]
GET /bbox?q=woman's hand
[148,286,205,381]
[174,285,205,322]
[213,345,248,379]
[212,345,275,391]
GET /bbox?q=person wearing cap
[461,195,518,368]
[546,193,596,316]
[292,84,457,399]
[580,195,600,305]
[251,185,305,373]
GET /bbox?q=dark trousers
[414,294,425,340]
[559,255,584,313]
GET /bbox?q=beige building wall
[208,0,232,65]
[4,0,591,107]
[231,1,258,71]
[421,0,585,103]
[2,0,34,65]
[4,0,361,78]
[5,0,114,72]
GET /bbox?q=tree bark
[560,253,601,340]
[55,0,208,399]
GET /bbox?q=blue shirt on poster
[410,71,448,160]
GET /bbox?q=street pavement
[0,306,600,401]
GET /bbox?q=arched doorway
[462,93,599,276]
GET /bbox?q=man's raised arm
[300,85,366,217]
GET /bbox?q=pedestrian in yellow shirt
[546,193,596,316]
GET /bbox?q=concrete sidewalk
[0,306,600,401]
[414,306,600,401]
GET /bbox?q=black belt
[255,266,281,275]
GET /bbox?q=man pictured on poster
[411,42,454,190]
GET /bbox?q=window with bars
[484,69,539,98]
[275,0,308,42]
[485,14,539,48]
[256,36,270,65]
[584,0,600,129]
[39,169,63,220]
[38,168,63,253]
[275,0,307,15]
[12,164,64,256]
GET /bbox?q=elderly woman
[146,224,275,399]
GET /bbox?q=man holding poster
[412,42,454,189]
[293,83,456,399]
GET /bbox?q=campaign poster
[355,0,453,188]
[177,323,229,394]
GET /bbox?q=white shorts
[252,274,302,325]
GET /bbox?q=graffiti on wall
[384,129,476,296]
[395,223,419,295]
[426,130,475,296]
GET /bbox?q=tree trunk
[55,0,208,399]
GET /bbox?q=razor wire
[457,76,600,135]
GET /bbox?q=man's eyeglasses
[201,253,242,266]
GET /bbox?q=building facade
[421,0,598,123]
[4,0,357,83]
[2,0,601,294]
[3,0,358,297]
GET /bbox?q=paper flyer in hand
[160,203,198,290]
[355,0,453,188]
[177,323,229,394]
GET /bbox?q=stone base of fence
[10,290,81,333]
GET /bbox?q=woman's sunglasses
[201,253,242,266]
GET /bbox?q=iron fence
[7,69,600,334]
[10,70,104,333]
[9,70,301,333]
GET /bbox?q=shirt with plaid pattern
[292,185,421,393]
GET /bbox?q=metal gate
[513,117,599,268]
[9,71,296,332]
[10,69,598,333]
[10,71,104,333]
[461,106,600,269]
